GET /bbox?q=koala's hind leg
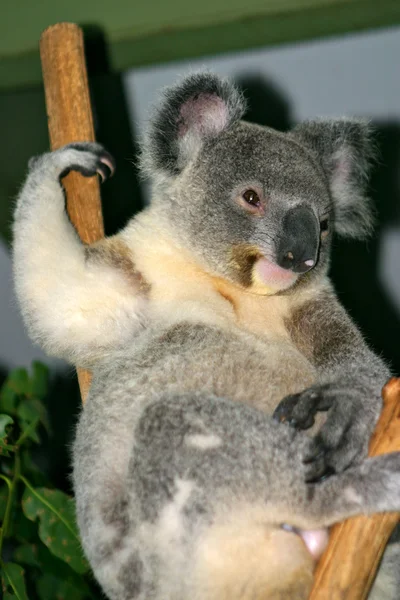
[133,397,400,597]
[73,388,400,600]
[287,453,400,532]
[13,143,147,366]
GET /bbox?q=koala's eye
[242,189,261,207]
[320,218,329,238]
[320,219,329,231]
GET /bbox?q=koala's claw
[57,142,116,183]
[305,463,336,484]
[273,395,302,425]
[273,386,332,430]
[275,383,374,479]
[302,437,336,482]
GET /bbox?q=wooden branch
[309,378,400,599]
[39,22,104,403]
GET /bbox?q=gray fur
[12,73,399,599]
[140,71,246,181]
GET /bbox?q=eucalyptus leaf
[0,414,14,456]
[0,362,96,597]
[29,362,49,399]
[0,446,12,458]
[12,509,39,543]
[4,369,30,396]
[20,449,48,487]
[0,481,9,520]
[0,385,18,416]
[17,402,40,444]
[13,543,42,568]
[0,369,29,415]
[21,482,89,574]
[14,540,94,600]
[37,571,92,600]
[0,414,13,439]
[28,397,51,435]
[1,562,29,600]
[37,542,78,578]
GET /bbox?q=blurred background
[0,2,400,483]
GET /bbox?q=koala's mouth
[229,244,313,293]
[253,256,299,291]
[281,524,329,560]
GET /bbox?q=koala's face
[142,74,374,295]
[173,121,331,294]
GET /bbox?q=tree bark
[39,22,104,403]
[309,377,400,599]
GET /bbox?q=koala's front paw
[28,142,115,184]
[273,384,374,482]
[273,386,333,430]
[57,142,115,182]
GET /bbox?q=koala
[12,72,400,599]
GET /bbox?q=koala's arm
[275,285,391,477]
[13,143,146,367]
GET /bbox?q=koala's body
[13,73,400,599]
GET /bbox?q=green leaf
[12,509,39,543]
[0,387,17,415]
[0,446,12,458]
[0,414,14,456]
[1,562,29,600]
[36,542,91,581]
[16,402,40,444]
[29,362,49,399]
[0,414,13,440]
[0,481,8,520]
[21,481,89,574]
[20,450,49,487]
[14,534,95,600]
[37,572,92,600]
[4,369,30,396]
[0,384,18,416]
[0,369,29,415]
[13,543,41,568]
[29,397,51,435]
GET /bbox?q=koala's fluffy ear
[140,72,246,180]
[292,119,376,238]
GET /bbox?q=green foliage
[21,484,89,574]
[0,362,98,599]
[0,415,14,457]
[1,562,29,600]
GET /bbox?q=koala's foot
[29,142,115,184]
[273,387,333,430]
[273,383,371,482]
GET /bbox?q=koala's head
[141,73,375,295]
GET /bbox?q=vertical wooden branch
[309,378,400,599]
[39,22,104,402]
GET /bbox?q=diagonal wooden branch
[39,22,104,403]
[309,377,400,599]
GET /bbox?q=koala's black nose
[277,206,320,273]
